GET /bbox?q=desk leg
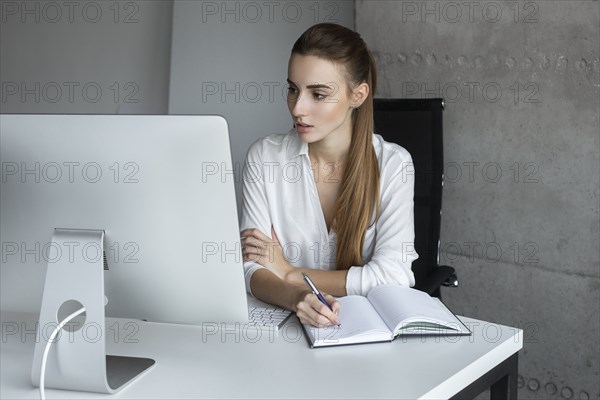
[491,353,518,400]
[450,353,519,400]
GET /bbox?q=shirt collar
[285,129,381,160]
[285,128,309,160]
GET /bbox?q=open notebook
[303,284,471,348]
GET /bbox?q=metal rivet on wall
[561,386,574,399]
[527,378,540,391]
[545,382,558,395]
[578,390,589,400]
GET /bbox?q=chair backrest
[373,98,444,291]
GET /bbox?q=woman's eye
[286,87,299,100]
[286,87,326,101]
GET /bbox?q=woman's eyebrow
[286,78,333,90]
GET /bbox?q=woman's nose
[290,92,309,117]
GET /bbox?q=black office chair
[373,98,458,299]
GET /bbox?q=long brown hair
[291,23,380,270]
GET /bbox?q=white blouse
[240,129,418,296]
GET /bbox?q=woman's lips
[296,122,313,133]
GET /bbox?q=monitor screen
[0,114,248,325]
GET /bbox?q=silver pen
[301,272,333,311]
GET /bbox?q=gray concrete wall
[355,1,599,399]
[0,0,173,114]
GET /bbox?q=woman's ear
[352,82,369,108]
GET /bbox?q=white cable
[39,307,86,400]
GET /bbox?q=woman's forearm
[250,268,310,312]
[250,267,348,311]
[284,268,348,297]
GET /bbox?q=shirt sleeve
[345,153,418,296]
[239,139,272,296]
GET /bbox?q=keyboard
[246,305,292,331]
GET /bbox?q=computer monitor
[0,114,249,325]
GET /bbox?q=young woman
[240,23,418,328]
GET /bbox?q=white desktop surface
[1,310,522,399]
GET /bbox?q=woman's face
[287,53,355,144]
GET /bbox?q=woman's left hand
[241,226,294,281]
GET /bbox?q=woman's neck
[308,127,352,166]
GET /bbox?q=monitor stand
[31,228,155,394]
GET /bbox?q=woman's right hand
[293,290,341,327]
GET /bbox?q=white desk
[1,311,522,399]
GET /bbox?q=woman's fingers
[296,293,341,327]
[296,307,332,328]
[240,228,271,242]
[241,236,264,250]
[242,236,279,263]
[241,229,273,262]
[242,247,260,262]
[323,294,341,316]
